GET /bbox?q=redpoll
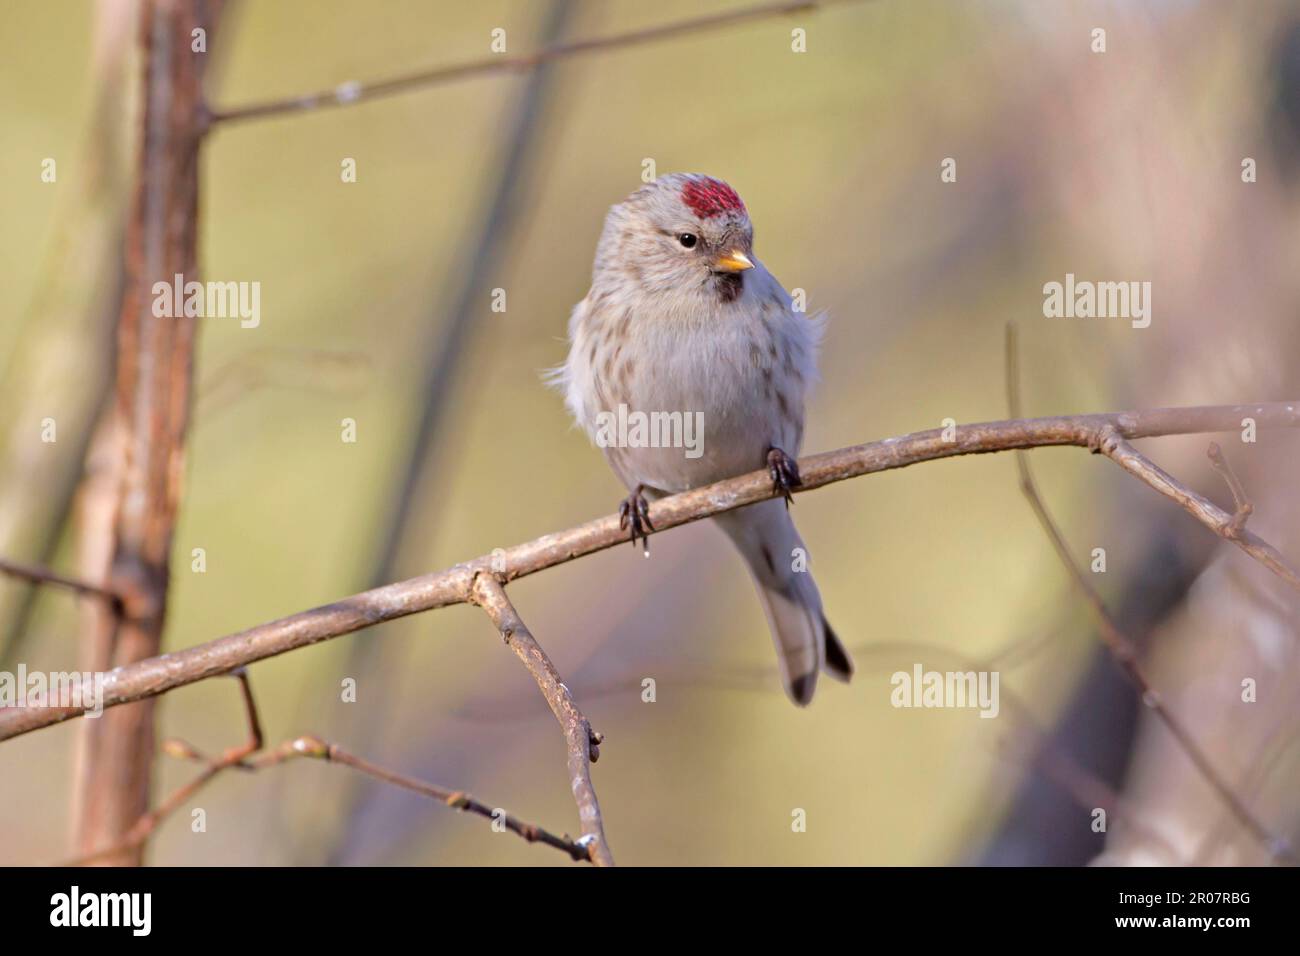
[555,173,852,705]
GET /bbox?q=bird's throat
[711,271,744,303]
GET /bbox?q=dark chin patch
[712,271,744,303]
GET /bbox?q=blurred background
[2,0,1299,865]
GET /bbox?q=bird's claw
[618,487,654,552]
[767,447,802,508]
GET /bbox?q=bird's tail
[712,499,853,706]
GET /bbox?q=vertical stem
[74,0,222,865]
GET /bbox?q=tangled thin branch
[1005,327,1295,864]
[3,398,1298,865]
[68,670,595,866]
[3,399,1298,744]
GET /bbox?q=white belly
[563,265,817,495]
[609,315,803,492]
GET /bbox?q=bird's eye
[678,233,698,249]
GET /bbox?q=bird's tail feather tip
[823,617,854,682]
[788,672,816,706]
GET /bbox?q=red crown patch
[681,177,745,219]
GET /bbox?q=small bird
[555,173,853,705]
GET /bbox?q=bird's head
[593,173,757,306]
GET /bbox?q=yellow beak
[713,249,754,273]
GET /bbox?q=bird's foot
[767,447,802,507]
[618,486,654,554]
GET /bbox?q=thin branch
[291,739,592,862]
[1207,441,1255,536]
[1004,325,1295,865]
[209,0,869,127]
[68,669,260,866]
[231,666,263,751]
[1095,430,1300,590]
[470,573,613,866]
[1021,448,1296,864]
[1,400,1298,742]
[68,670,591,865]
[0,557,120,605]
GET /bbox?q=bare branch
[1018,444,1296,863]
[0,400,1297,743]
[0,557,119,605]
[69,670,260,866]
[69,670,592,865]
[470,573,613,866]
[291,738,592,862]
[1096,429,1300,590]
[209,0,871,126]
[1004,326,1296,865]
[1207,441,1255,536]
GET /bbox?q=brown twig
[1095,430,1299,590]
[0,557,120,605]
[209,0,867,127]
[68,669,259,866]
[470,573,613,866]
[69,670,591,864]
[1004,325,1295,865]
[2,399,1299,743]
[1207,441,1255,536]
[290,739,591,862]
